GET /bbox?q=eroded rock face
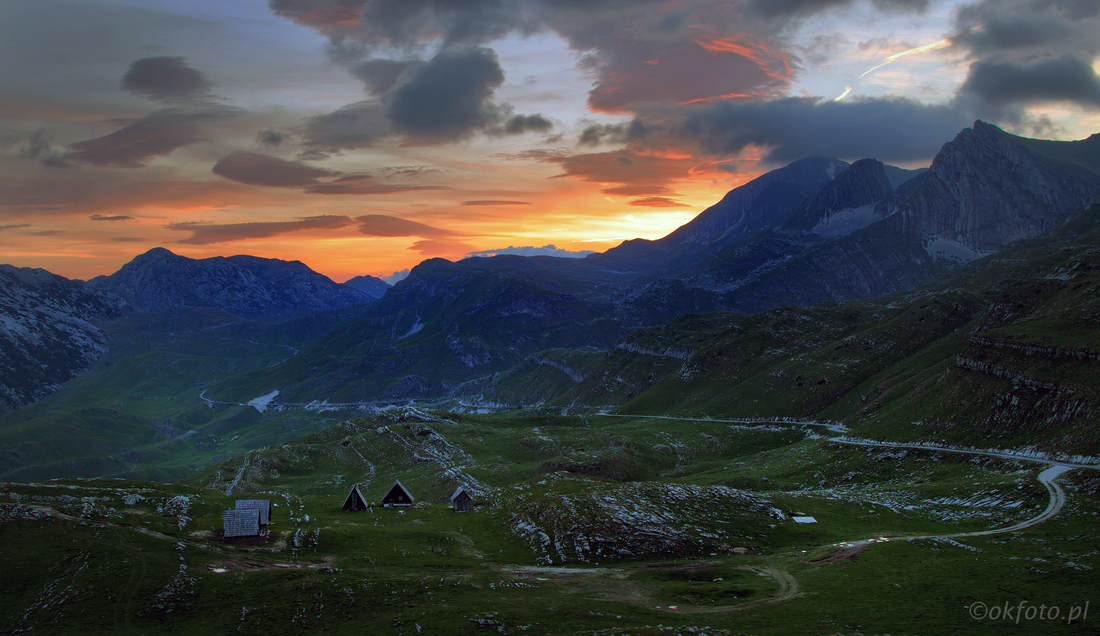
[88,247,372,321]
[0,265,123,412]
[893,121,1100,254]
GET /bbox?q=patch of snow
[924,236,992,265]
[247,390,279,413]
[811,204,882,238]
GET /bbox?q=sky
[1,0,1098,283]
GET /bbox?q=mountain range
[1,120,1099,479]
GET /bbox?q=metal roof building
[223,508,260,538]
[235,499,272,525]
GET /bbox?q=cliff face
[893,121,1100,253]
[89,248,371,321]
[0,265,123,412]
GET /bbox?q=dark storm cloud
[355,214,460,237]
[385,47,507,142]
[65,108,233,168]
[952,16,1073,53]
[89,214,135,221]
[122,57,212,101]
[667,96,972,163]
[303,48,550,147]
[953,0,1100,57]
[212,151,337,187]
[168,215,353,244]
[960,55,1100,108]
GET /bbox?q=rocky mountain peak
[89,248,373,321]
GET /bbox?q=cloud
[305,174,449,194]
[0,224,31,231]
[465,244,595,258]
[601,184,672,196]
[503,113,553,135]
[461,200,531,206]
[352,59,419,95]
[212,151,337,187]
[666,96,972,163]
[585,32,792,113]
[18,129,70,167]
[66,108,232,168]
[256,129,286,146]
[385,47,507,142]
[953,16,1073,54]
[408,238,478,256]
[111,237,146,242]
[629,196,688,207]
[745,0,928,19]
[122,57,212,101]
[89,214,135,222]
[541,149,696,189]
[303,47,550,147]
[303,100,390,149]
[167,215,353,244]
[959,54,1100,109]
[355,214,460,237]
[383,268,410,284]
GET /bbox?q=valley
[2,121,1100,634]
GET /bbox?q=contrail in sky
[834,28,973,101]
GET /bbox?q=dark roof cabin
[342,485,369,512]
[235,499,272,525]
[451,486,472,512]
[381,480,414,507]
[223,508,260,538]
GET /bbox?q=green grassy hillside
[4,408,1098,635]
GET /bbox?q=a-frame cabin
[451,486,472,512]
[342,485,369,512]
[381,480,414,507]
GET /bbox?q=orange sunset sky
[2,0,1098,283]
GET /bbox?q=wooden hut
[223,508,260,538]
[450,486,472,512]
[235,499,272,525]
[342,485,369,512]
[381,480,414,507]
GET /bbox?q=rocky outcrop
[892,121,1100,254]
[0,265,123,412]
[89,248,371,321]
[342,275,390,300]
[969,335,1100,361]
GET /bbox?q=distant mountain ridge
[0,265,123,412]
[206,121,1100,403]
[89,247,373,321]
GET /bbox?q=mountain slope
[0,265,122,413]
[88,248,372,321]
